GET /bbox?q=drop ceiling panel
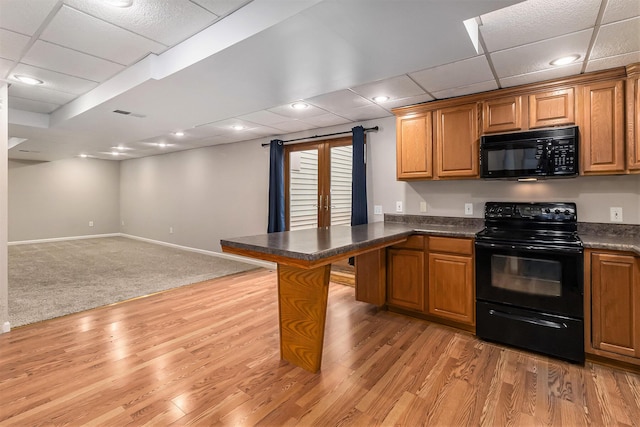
[351,75,427,103]
[237,110,290,126]
[586,51,640,72]
[479,0,600,52]
[270,120,318,133]
[191,0,251,17]
[305,90,371,112]
[0,58,14,77]
[22,40,125,82]
[432,80,498,99]
[409,56,494,93]
[9,84,76,105]
[0,0,59,35]
[11,63,98,95]
[378,94,435,110]
[0,29,31,61]
[64,0,218,46]
[491,30,592,78]
[9,96,59,114]
[500,63,582,87]
[268,102,328,119]
[40,6,166,66]
[601,0,640,25]
[331,104,390,122]
[301,113,351,127]
[590,17,640,59]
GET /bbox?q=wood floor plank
[1,269,639,426]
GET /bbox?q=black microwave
[480,126,579,179]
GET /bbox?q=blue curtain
[351,126,367,226]
[267,139,285,233]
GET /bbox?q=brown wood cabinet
[586,250,640,365]
[426,237,475,326]
[386,236,426,312]
[579,80,626,174]
[528,88,575,128]
[396,113,433,179]
[354,249,386,306]
[482,96,524,134]
[627,64,640,172]
[434,103,479,178]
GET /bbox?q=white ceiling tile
[590,17,640,59]
[237,110,290,126]
[432,80,499,100]
[9,96,59,113]
[378,94,435,110]
[602,0,640,25]
[40,5,166,66]
[0,29,31,61]
[268,102,328,119]
[351,75,426,102]
[305,90,371,112]
[409,56,494,93]
[11,63,98,95]
[270,120,318,133]
[9,84,76,105]
[64,0,218,47]
[331,104,391,122]
[22,40,125,82]
[301,113,351,128]
[500,63,583,87]
[491,30,592,78]
[586,51,640,72]
[244,125,284,138]
[0,57,14,78]
[190,0,249,17]
[0,0,59,35]
[479,0,601,52]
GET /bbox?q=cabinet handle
[325,195,329,210]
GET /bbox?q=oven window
[486,147,539,171]
[491,254,561,297]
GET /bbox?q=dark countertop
[578,223,640,256]
[221,222,415,263]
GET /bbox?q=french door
[285,137,353,231]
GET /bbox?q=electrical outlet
[89,221,94,227]
[395,201,403,213]
[374,205,383,215]
[419,202,427,213]
[610,207,623,222]
[465,203,473,215]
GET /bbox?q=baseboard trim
[8,233,122,246]
[120,234,276,270]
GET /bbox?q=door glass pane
[289,149,318,231]
[491,254,562,296]
[330,145,352,226]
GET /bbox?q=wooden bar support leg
[277,263,331,373]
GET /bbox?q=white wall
[1,84,9,331]
[120,139,270,252]
[8,157,121,242]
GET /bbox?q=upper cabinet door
[580,80,625,175]
[529,88,575,128]
[482,96,524,133]
[396,113,433,180]
[435,103,479,178]
[628,74,640,172]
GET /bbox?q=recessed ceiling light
[158,143,168,148]
[550,55,580,66]
[231,125,245,130]
[173,131,185,137]
[116,145,126,150]
[111,151,120,156]
[13,74,44,85]
[80,154,88,158]
[103,0,133,7]
[373,96,389,103]
[291,102,309,110]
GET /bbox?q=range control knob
[564,210,571,215]
[554,209,560,214]
[545,208,551,213]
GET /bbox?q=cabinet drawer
[428,236,473,255]
[391,235,425,250]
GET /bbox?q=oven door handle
[488,309,568,329]
[475,240,583,254]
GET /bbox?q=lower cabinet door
[428,252,474,325]
[387,248,425,312]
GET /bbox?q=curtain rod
[261,126,379,147]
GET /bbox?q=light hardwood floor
[1,269,639,426]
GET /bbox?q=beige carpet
[8,236,259,327]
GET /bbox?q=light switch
[465,203,473,215]
[396,201,403,213]
[374,205,383,215]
